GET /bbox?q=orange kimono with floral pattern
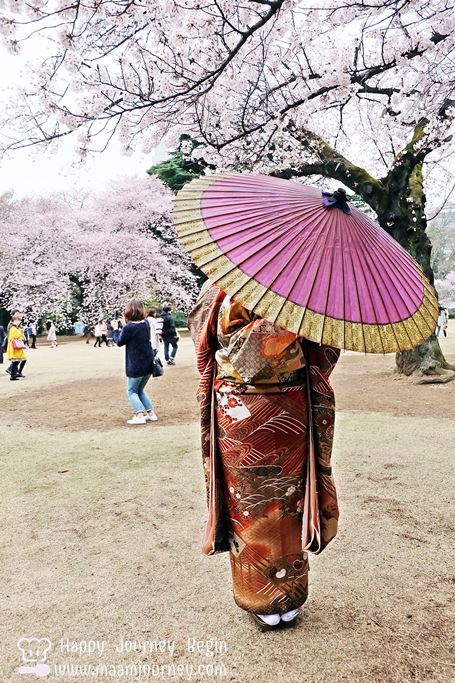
[189,283,340,614]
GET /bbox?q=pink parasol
[173,173,438,353]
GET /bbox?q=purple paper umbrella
[173,173,438,353]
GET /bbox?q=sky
[0,47,168,199]
[0,134,166,199]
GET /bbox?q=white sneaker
[127,414,146,425]
[280,609,300,623]
[145,411,158,422]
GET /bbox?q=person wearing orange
[7,314,27,381]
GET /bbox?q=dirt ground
[1,324,454,682]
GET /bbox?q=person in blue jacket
[114,299,158,425]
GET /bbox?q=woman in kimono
[189,283,340,629]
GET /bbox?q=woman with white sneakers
[115,299,158,425]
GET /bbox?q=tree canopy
[1,1,453,177]
[147,135,210,193]
[0,176,198,323]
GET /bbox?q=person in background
[83,324,92,344]
[24,322,33,348]
[46,320,58,348]
[146,309,160,355]
[94,321,107,347]
[100,320,108,345]
[94,322,101,347]
[161,305,178,366]
[153,309,163,343]
[436,306,449,338]
[7,314,27,380]
[0,323,6,365]
[106,321,115,347]
[5,310,22,375]
[29,320,37,348]
[114,299,158,425]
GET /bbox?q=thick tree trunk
[376,160,432,280]
[395,336,455,382]
[375,160,454,380]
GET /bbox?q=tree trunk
[377,159,432,279]
[395,337,455,382]
[375,159,454,380]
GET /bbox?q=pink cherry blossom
[436,272,455,303]
[0,177,198,324]
[0,1,452,184]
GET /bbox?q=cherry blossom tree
[428,204,455,279]
[435,272,455,303]
[0,196,78,323]
[1,0,454,375]
[1,1,452,160]
[74,177,198,320]
[0,177,198,324]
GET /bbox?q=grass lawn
[1,326,454,682]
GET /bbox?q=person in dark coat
[115,299,158,425]
[83,324,93,344]
[161,305,179,366]
[0,324,6,364]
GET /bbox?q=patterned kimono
[189,283,340,615]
